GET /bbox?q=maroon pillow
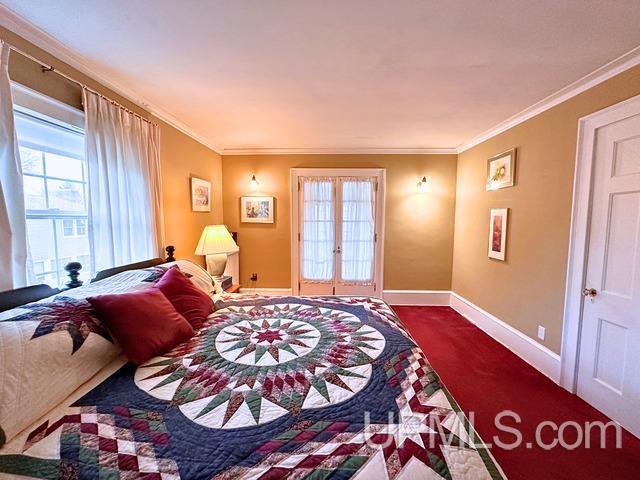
[154,266,213,330]
[88,289,194,365]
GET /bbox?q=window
[62,218,87,237]
[62,219,75,237]
[13,92,90,288]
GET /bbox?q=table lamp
[195,225,239,278]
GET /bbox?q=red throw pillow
[154,266,213,330]
[88,289,194,365]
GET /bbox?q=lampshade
[194,225,239,255]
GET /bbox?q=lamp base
[205,253,228,277]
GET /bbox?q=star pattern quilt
[0,291,504,479]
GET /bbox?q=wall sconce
[250,174,259,190]
[417,176,428,192]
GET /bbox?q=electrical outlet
[537,325,546,341]
[250,273,258,281]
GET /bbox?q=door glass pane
[341,179,375,282]
[301,179,334,281]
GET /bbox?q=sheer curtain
[83,89,164,274]
[341,178,375,282]
[0,42,28,289]
[301,178,334,281]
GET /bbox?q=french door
[291,169,385,297]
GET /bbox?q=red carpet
[393,306,640,480]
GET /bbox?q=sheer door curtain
[83,89,164,274]
[301,178,335,281]
[341,178,375,283]
[0,42,28,290]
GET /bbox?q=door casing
[290,168,386,296]
[561,93,640,392]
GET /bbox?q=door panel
[578,113,640,438]
[299,178,335,295]
[335,178,376,296]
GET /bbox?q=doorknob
[582,287,597,298]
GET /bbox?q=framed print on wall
[241,196,274,223]
[191,177,212,212]
[486,148,516,190]
[488,208,508,261]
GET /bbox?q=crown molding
[456,44,640,153]
[3,4,639,158]
[222,147,457,156]
[0,5,223,154]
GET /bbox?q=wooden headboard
[0,245,176,313]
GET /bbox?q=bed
[0,253,504,479]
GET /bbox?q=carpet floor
[393,305,640,480]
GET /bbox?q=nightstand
[224,284,240,293]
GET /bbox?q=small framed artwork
[191,177,212,212]
[486,148,516,190]
[488,208,508,261]
[241,196,274,223]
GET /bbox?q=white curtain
[301,178,335,281]
[0,43,28,290]
[341,178,375,282]
[83,89,164,274]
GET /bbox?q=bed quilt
[0,294,503,480]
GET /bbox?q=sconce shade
[250,175,259,189]
[195,225,239,255]
[418,176,428,192]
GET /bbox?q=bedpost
[165,245,176,263]
[64,262,83,289]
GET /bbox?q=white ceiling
[2,0,640,153]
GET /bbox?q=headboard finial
[64,262,83,289]
[165,245,176,263]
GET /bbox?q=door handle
[582,288,597,298]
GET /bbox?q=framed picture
[241,196,274,223]
[488,208,508,261]
[191,177,212,212]
[486,148,516,190]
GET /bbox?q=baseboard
[449,292,561,383]
[238,287,293,296]
[382,290,452,306]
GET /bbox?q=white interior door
[577,112,640,437]
[295,171,383,297]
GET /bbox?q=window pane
[23,175,47,210]
[62,219,74,236]
[26,218,57,285]
[19,146,43,175]
[55,219,90,286]
[47,179,85,212]
[45,152,83,181]
[76,219,87,236]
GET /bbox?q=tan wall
[1,26,223,267]
[222,154,457,290]
[452,65,640,354]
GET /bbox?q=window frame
[12,83,88,287]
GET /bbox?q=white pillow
[166,260,222,297]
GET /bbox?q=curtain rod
[4,40,158,127]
